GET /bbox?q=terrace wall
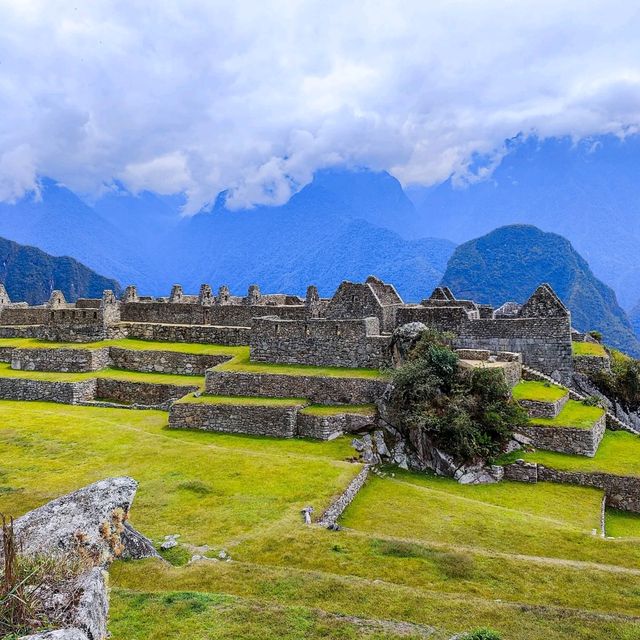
[169,401,303,437]
[516,413,605,456]
[95,378,197,407]
[0,378,96,404]
[0,307,48,325]
[518,393,569,419]
[109,348,230,375]
[11,347,110,373]
[249,316,390,369]
[503,459,640,513]
[206,370,388,404]
[110,322,250,346]
[296,411,377,440]
[573,355,611,376]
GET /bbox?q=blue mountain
[407,134,640,310]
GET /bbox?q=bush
[591,350,640,410]
[461,630,502,640]
[390,334,527,463]
[589,330,603,342]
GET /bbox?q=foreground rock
[2,477,157,640]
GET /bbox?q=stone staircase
[521,364,639,435]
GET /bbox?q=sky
[1,1,640,213]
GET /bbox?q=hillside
[440,225,640,356]
[0,236,121,304]
[407,134,640,310]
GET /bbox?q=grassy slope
[0,337,247,356]
[530,399,604,429]
[512,380,567,402]
[215,350,388,379]
[572,341,608,357]
[2,401,640,639]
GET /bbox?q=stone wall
[120,302,308,326]
[573,355,611,376]
[516,412,605,456]
[11,347,110,372]
[503,459,640,513]
[395,305,469,333]
[318,465,370,526]
[296,410,377,440]
[0,378,96,404]
[111,322,251,346]
[206,370,389,404]
[95,378,197,407]
[109,347,230,375]
[249,316,390,369]
[0,325,43,338]
[518,393,569,419]
[0,306,48,325]
[43,322,107,343]
[0,346,14,362]
[169,400,303,437]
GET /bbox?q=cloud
[1,0,640,212]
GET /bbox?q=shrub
[591,350,640,411]
[461,630,502,640]
[589,330,603,342]
[390,335,527,463]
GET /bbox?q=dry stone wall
[573,355,611,376]
[297,411,377,439]
[11,347,110,372]
[95,378,197,407]
[206,370,388,404]
[109,347,230,375]
[518,393,569,419]
[169,400,304,437]
[0,378,96,404]
[250,316,390,368]
[111,322,250,346]
[516,413,605,456]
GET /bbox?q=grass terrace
[3,401,640,638]
[606,508,640,538]
[0,337,248,356]
[500,429,640,478]
[529,399,604,429]
[572,341,607,357]
[0,362,205,388]
[512,379,567,402]
[214,349,388,379]
[175,394,308,406]
[300,403,377,416]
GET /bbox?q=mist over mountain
[441,225,640,356]
[0,236,120,305]
[407,134,640,310]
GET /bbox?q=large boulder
[390,322,427,367]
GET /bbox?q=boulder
[390,322,427,367]
[19,630,89,640]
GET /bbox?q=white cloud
[0,0,639,212]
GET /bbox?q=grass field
[572,341,608,357]
[512,379,567,402]
[215,350,388,379]
[530,399,604,429]
[175,394,308,406]
[300,403,377,416]
[2,400,640,639]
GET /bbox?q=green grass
[0,362,204,387]
[300,403,377,416]
[215,350,388,379]
[572,341,607,357]
[175,394,308,406]
[0,337,248,356]
[512,380,567,403]
[529,399,604,429]
[4,400,640,639]
[606,508,640,538]
[501,430,640,477]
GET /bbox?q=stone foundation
[516,413,605,457]
[206,370,388,404]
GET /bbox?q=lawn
[530,399,604,429]
[0,362,205,387]
[175,394,308,406]
[300,403,377,416]
[0,337,248,356]
[572,341,607,357]
[215,350,388,379]
[503,430,640,477]
[3,400,640,640]
[606,508,640,538]
[512,380,567,402]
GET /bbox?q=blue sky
[1,1,640,212]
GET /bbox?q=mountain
[0,236,121,305]
[440,225,640,357]
[0,178,159,291]
[168,168,454,300]
[407,134,640,310]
